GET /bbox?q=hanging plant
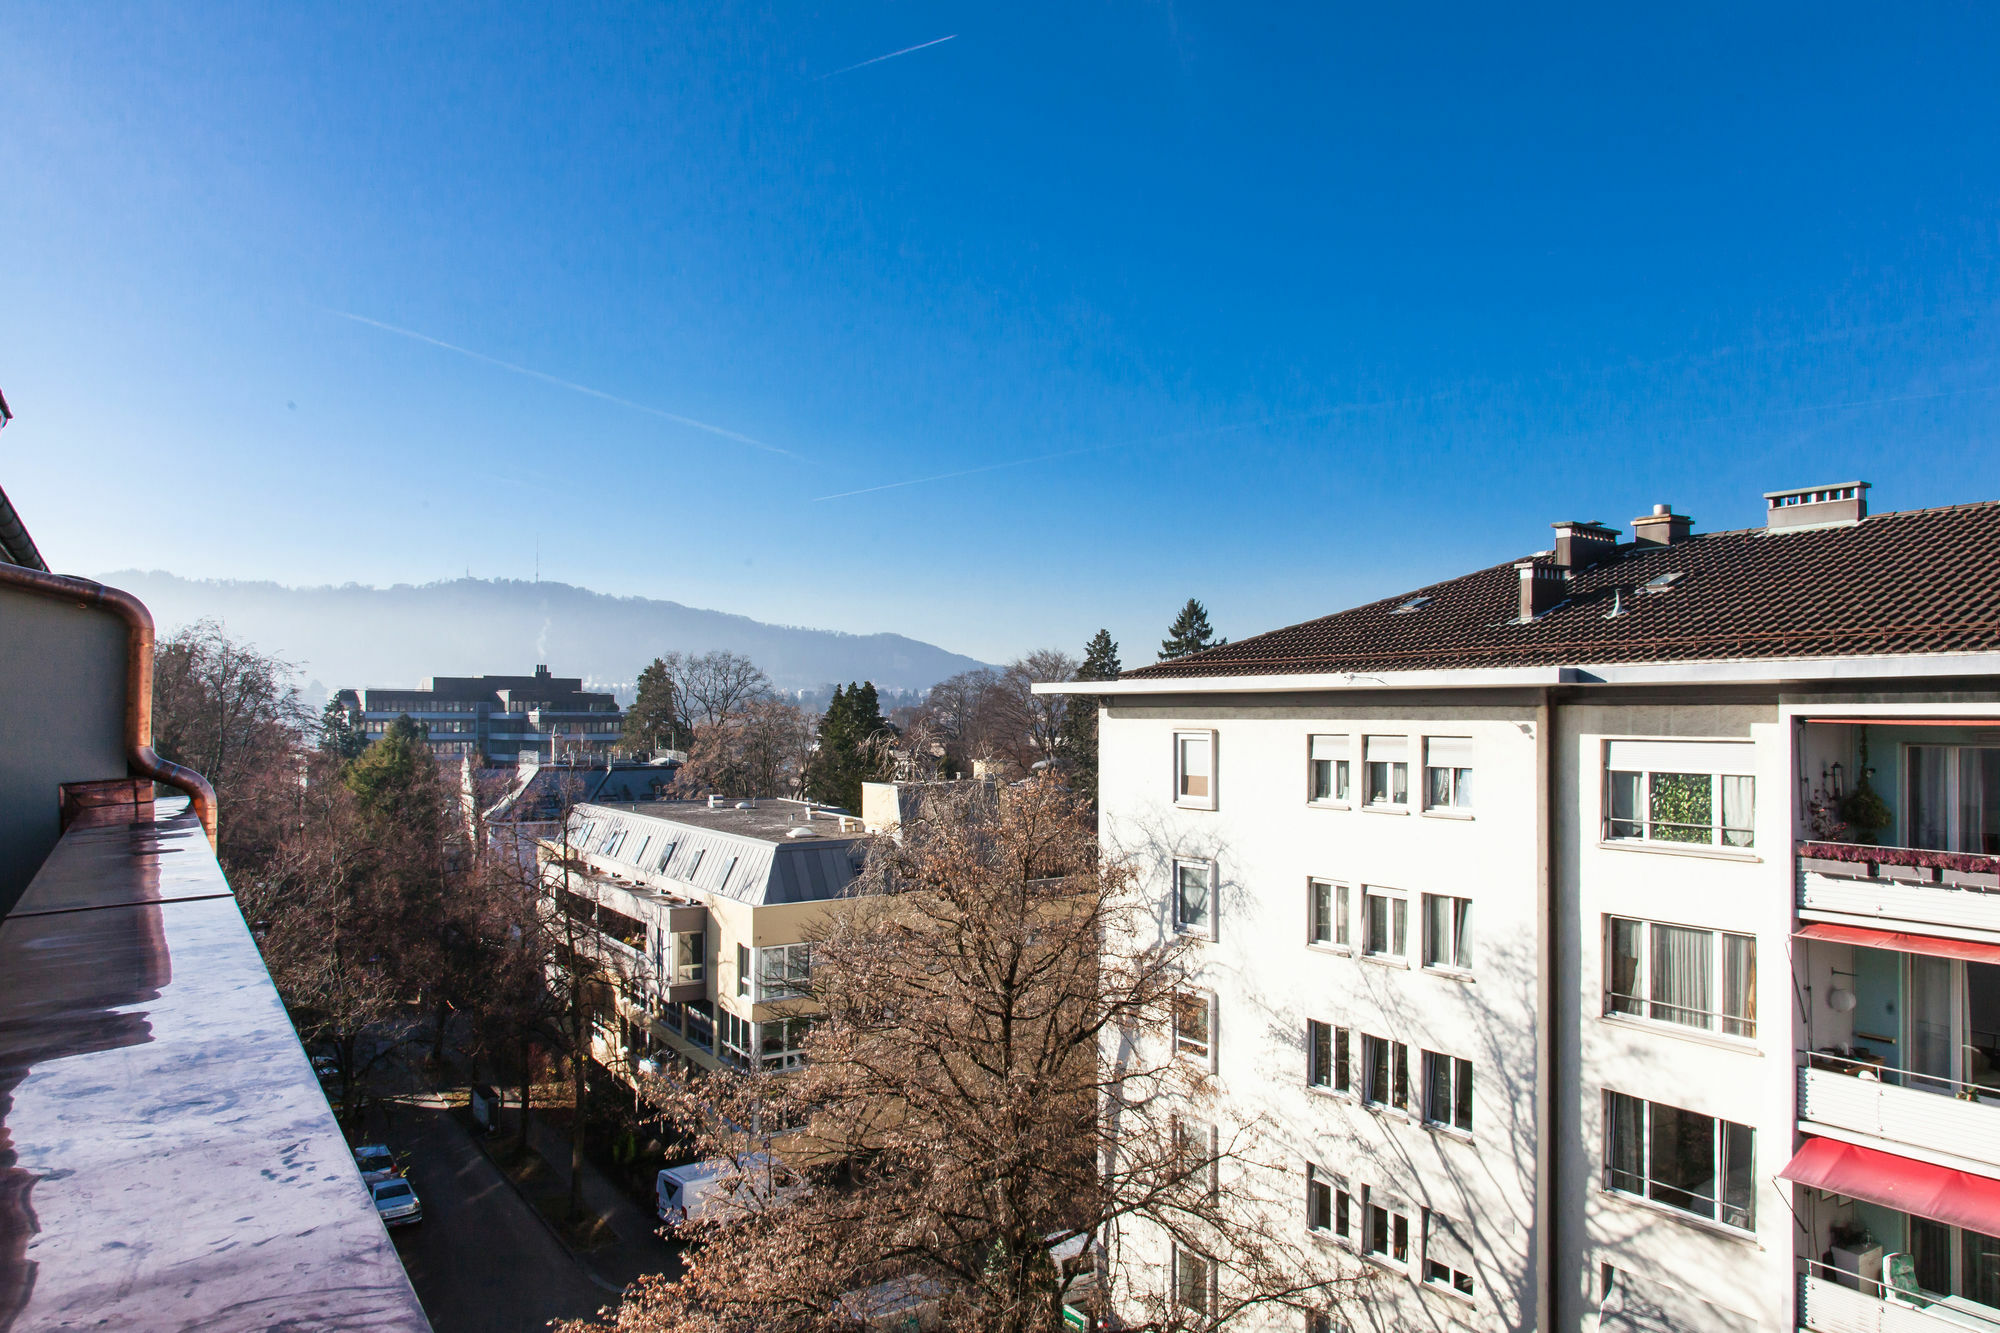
[1838,729,1892,845]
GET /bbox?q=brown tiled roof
[1122,501,2000,680]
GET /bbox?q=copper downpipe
[0,564,218,847]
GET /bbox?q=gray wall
[0,584,128,912]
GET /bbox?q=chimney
[1630,504,1694,546]
[1515,559,1566,621]
[1764,481,1869,531]
[1550,520,1619,568]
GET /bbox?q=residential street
[374,1102,624,1333]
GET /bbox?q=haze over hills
[102,571,992,703]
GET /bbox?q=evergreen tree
[623,656,682,754]
[1056,630,1121,807]
[318,697,368,761]
[805,681,894,813]
[1159,598,1225,661]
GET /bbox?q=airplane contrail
[816,34,957,80]
[812,444,1117,502]
[323,309,801,459]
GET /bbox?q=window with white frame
[757,943,815,1000]
[1307,1019,1351,1093]
[1604,740,1755,848]
[1308,879,1348,949]
[1364,1186,1413,1267]
[1171,1115,1218,1204]
[1174,992,1216,1067]
[655,839,678,872]
[1423,1211,1476,1297]
[1364,735,1410,807]
[1361,1034,1409,1111]
[1309,735,1351,805]
[603,828,627,857]
[1604,1090,1755,1230]
[1424,737,1474,811]
[633,835,651,864]
[1421,1050,1473,1132]
[686,847,705,878]
[759,1015,814,1071]
[1173,1245,1214,1318]
[718,854,739,889]
[1421,894,1472,972]
[1362,886,1408,960]
[1174,860,1216,939]
[1175,731,1217,809]
[1906,744,2000,853]
[1605,917,1756,1038]
[1307,1163,1335,1233]
[737,943,751,997]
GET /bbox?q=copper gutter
[0,564,218,847]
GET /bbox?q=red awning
[1794,921,2000,966]
[1781,1138,2000,1237]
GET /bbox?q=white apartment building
[1046,484,2000,1333]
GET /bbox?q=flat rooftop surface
[592,799,863,845]
[0,805,431,1331]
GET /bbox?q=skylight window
[1641,572,1683,593]
[1389,596,1431,615]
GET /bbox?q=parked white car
[655,1153,804,1231]
[352,1144,398,1183]
[369,1176,423,1227]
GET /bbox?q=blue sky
[5,4,2000,666]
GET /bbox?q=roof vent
[1551,520,1619,568]
[1514,559,1567,621]
[1631,504,1693,546]
[1764,481,1868,531]
[707,794,725,809]
[786,827,816,838]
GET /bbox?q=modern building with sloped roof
[1040,483,2000,1333]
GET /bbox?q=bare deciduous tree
[665,650,775,730]
[561,778,1358,1333]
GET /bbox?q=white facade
[1083,675,2000,1333]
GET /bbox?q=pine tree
[1159,598,1225,661]
[1056,630,1121,807]
[318,697,368,761]
[805,682,894,813]
[623,656,682,755]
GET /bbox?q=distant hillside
[101,571,990,701]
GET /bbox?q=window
[1421,894,1472,972]
[1362,887,1408,960]
[1422,1050,1473,1132]
[1174,992,1215,1066]
[718,855,738,889]
[1364,1187,1412,1266]
[1604,741,1755,847]
[1309,735,1351,805]
[1424,737,1474,811]
[686,847,705,878]
[737,944,751,997]
[1423,1212,1476,1297]
[1605,917,1756,1038]
[683,999,715,1052]
[1170,1115,1218,1204]
[1907,745,2000,854]
[1307,879,1348,949]
[602,829,627,856]
[759,1016,814,1071]
[672,929,705,984]
[1173,1246,1213,1317]
[1175,731,1217,809]
[1307,1020,1349,1092]
[757,944,815,1000]
[655,840,677,872]
[1361,1034,1409,1111]
[1174,860,1216,939]
[1307,1163,1334,1232]
[1363,735,1410,807]
[1604,1091,1754,1230]
[718,1007,753,1068]
[632,835,651,865]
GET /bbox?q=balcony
[1800,1062,2000,1172]
[1803,1269,2000,1332]
[1800,842,2000,937]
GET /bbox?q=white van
[655,1153,804,1230]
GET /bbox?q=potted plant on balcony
[1838,732,1892,847]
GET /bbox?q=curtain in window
[1720,776,1755,847]
[1606,1092,1644,1195]
[1722,934,1756,1037]
[1911,746,1950,851]
[1720,1121,1754,1229]
[1608,771,1642,838]
[1451,897,1472,969]
[1650,925,1712,1028]
[1964,749,2000,856]
[1911,954,1955,1092]
[1970,963,2000,1093]
[1608,919,1642,1015]
[1913,1217,1953,1296]
[1963,1229,2000,1308]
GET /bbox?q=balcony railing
[1799,1060,2000,1171]
[1802,1264,2000,1332]
[1799,841,2000,934]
